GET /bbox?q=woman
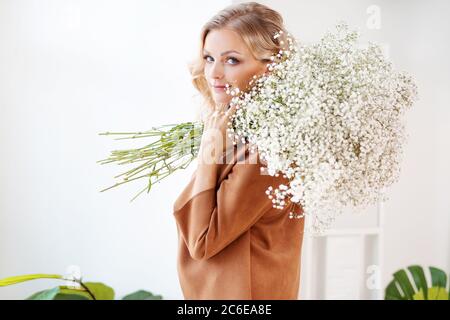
[172,2,305,300]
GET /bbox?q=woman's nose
[209,62,224,80]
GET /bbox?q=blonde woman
[172,2,305,300]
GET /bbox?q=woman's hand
[198,103,238,165]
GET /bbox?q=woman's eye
[203,55,239,65]
[226,57,239,65]
[203,55,213,63]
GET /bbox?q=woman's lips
[213,85,226,92]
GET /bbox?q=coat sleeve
[172,146,287,261]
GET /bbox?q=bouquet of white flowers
[98,22,418,235]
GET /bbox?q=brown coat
[172,141,305,300]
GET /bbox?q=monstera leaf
[385,265,449,300]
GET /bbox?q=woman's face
[203,28,268,106]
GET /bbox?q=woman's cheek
[225,70,239,88]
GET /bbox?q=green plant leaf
[412,288,425,300]
[58,286,94,300]
[407,265,428,300]
[0,274,62,287]
[428,286,449,300]
[121,290,163,300]
[26,287,60,300]
[53,293,91,300]
[386,266,450,300]
[385,281,405,300]
[429,267,447,288]
[392,269,415,300]
[84,282,115,300]
[413,286,448,300]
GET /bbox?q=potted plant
[0,273,162,300]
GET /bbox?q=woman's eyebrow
[202,49,242,56]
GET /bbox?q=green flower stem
[77,280,97,300]
[98,122,203,202]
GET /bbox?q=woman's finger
[211,110,220,118]
[225,102,238,118]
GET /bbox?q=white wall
[0,0,230,299]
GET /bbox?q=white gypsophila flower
[227,22,418,235]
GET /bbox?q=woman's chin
[213,97,231,105]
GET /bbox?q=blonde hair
[188,2,292,112]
